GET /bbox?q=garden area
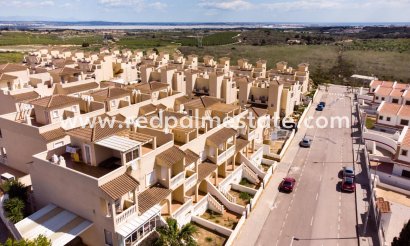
[366,117,376,129]
[239,178,259,189]
[228,190,254,206]
[200,209,240,230]
[192,222,228,246]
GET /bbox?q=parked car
[342,167,355,178]
[319,102,326,107]
[299,137,312,148]
[341,177,356,192]
[316,105,324,111]
[279,177,296,192]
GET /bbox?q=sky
[0,0,410,23]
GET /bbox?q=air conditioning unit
[1,172,15,183]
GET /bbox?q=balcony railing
[115,204,137,225]
[172,197,193,219]
[217,145,236,164]
[185,173,198,190]
[247,130,256,141]
[170,172,185,190]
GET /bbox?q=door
[84,145,91,164]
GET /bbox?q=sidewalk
[351,99,380,246]
[233,92,320,246]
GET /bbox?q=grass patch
[366,117,376,129]
[0,52,24,63]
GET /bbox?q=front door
[84,145,91,164]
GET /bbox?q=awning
[96,135,141,152]
[15,204,93,245]
[117,204,161,237]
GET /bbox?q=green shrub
[239,192,252,202]
[3,197,25,223]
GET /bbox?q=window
[392,99,399,104]
[402,170,410,179]
[400,119,409,126]
[146,171,155,187]
[52,110,59,119]
[387,117,391,122]
[406,101,410,106]
[104,229,113,246]
[379,116,383,120]
[375,96,379,100]
[402,150,408,156]
[381,97,385,101]
[125,147,140,163]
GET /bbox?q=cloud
[198,0,252,10]
[0,0,55,7]
[148,2,167,10]
[98,0,167,10]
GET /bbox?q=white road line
[310,216,314,226]
[319,175,322,181]
[315,193,319,200]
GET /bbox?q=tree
[82,42,90,47]
[3,197,25,223]
[8,181,27,201]
[392,219,410,246]
[155,218,198,246]
[1,235,51,246]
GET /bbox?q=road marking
[319,175,322,181]
[310,216,314,226]
[315,193,319,200]
[276,239,280,246]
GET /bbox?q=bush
[1,235,51,246]
[8,181,27,201]
[239,192,252,202]
[3,197,25,223]
[205,237,213,242]
[81,42,90,47]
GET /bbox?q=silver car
[342,167,355,178]
[299,137,312,148]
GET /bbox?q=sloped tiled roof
[184,149,199,166]
[0,73,18,81]
[207,127,237,146]
[398,105,410,118]
[375,87,393,97]
[138,184,171,214]
[90,87,130,100]
[249,107,268,118]
[379,103,401,115]
[197,162,217,181]
[49,67,81,76]
[58,82,99,95]
[11,91,40,103]
[29,95,82,109]
[40,128,66,142]
[0,63,28,73]
[100,174,139,200]
[390,88,405,98]
[156,146,186,167]
[67,121,125,142]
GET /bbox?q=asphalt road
[255,85,358,246]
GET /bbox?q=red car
[279,177,296,192]
[341,177,356,192]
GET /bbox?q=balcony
[217,144,236,164]
[172,197,193,221]
[115,204,138,225]
[246,129,256,141]
[185,173,198,191]
[170,172,185,190]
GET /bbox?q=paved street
[236,85,361,246]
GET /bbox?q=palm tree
[3,197,25,223]
[155,218,198,246]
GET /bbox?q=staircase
[207,195,225,214]
[243,165,260,184]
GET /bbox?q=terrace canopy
[15,204,93,245]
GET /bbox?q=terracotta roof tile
[59,82,99,95]
[11,91,40,103]
[390,88,405,98]
[156,146,186,167]
[249,107,268,118]
[379,103,401,115]
[29,95,82,109]
[127,82,169,94]
[0,63,28,73]
[100,174,139,200]
[49,67,81,76]
[236,138,249,152]
[207,128,237,146]
[90,87,130,100]
[375,87,393,97]
[394,83,409,89]
[67,121,125,142]
[0,73,18,81]
[197,162,217,181]
[398,105,410,118]
[40,128,66,142]
[138,184,171,214]
[184,149,199,166]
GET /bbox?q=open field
[180,45,410,82]
[0,52,24,63]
